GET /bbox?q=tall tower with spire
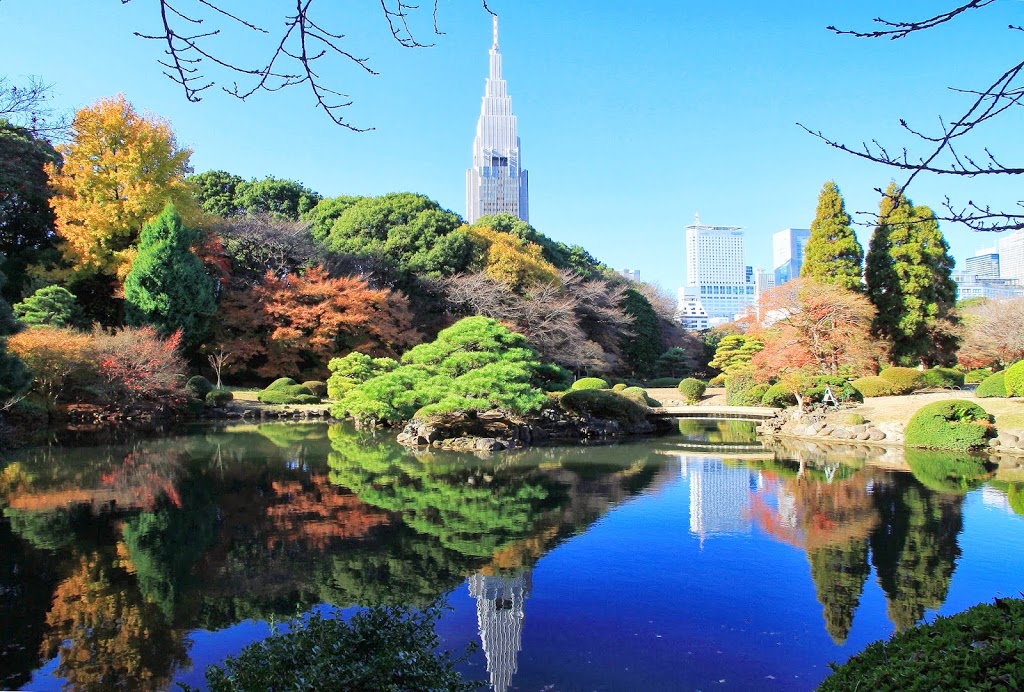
[466,16,529,223]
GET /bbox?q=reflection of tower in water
[468,571,531,692]
[681,457,761,540]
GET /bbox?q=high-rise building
[996,232,1024,282]
[965,252,999,278]
[466,17,529,224]
[620,269,641,282]
[772,228,811,285]
[680,215,755,325]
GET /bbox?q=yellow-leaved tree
[465,225,559,290]
[45,95,197,277]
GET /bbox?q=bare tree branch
[0,75,70,138]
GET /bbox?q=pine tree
[865,183,958,366]
[124,203,215,354]
[801,181,864,291]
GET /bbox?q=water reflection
[0,423,1021,690]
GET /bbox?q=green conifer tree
[865,183,958,366]
[801,181,864,291]
[124,203,216,353]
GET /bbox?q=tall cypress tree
[801,181,864,291]
[124,203,216,354]
[865,183,958,366]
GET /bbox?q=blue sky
[2,0,1021,291]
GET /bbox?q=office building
[466,17,529,223]
[772,228,811,285]
[965,252,999,279]
[996,232,1024,282]
[681,215,755,325]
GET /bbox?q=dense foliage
[558,388,649,425]
[0,269,30,405]
[257,378,320,405]
[878,366,925,394]
[710,335,764,375]
[195,606,477,692]
[851,376,901,398]
[817,598,1024,691]
[801,181,864,291]
[331,317,548,425]
[918,367,963,389]
[904,400,993,451]
[570,377,609,391]
[12,286,81,328]
[1003,360,1024,397]
[677,378,706,404]
[975,371,1007,398]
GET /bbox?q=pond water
[2,421,1023,691]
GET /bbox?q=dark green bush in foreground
[817,597,1024,691]
[193,606,478,692]
[677,378,707,404]
[904,400,993,450]
[976,371,1007,398]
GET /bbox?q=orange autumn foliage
[216,265,417,380]
[45,95,197,277]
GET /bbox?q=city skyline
[1,2,1019,290]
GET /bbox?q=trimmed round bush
[185,375,214,399]
[677,378,707,404]
[851,376,900,398]
[612,383,627,392]
[205,389,234,407]
[559,389,648,425]
[622,385,660,406]
[975,371,1007,398]
[919,367,964,389]
[570,377,609,391]
[1004,360,1024,396]
[817,597,1024,692]
[904,399,994,450]
[266,377,299,391]
[879,366,925,394]
[708,374,726,387]
[302,380,328,397]
[760,382,796,408]
[964,368,993,384]
[258,384,320,405]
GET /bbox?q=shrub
[195,606,476,692]
[747,383,771,406]
[677,378,707,404]
[302,380,328,397]
[708,374,726,387]
[559,389,649,425]
[644,377,682,388]
[851,376,900,398]
[185,375,214,399]
[838,412,864,426]
[976,371,1007,398]
[964,368,993,384]
[266,377,299,391]
[817,597,1024,692]
[878,366,925,394]
[257,384,320,405]
[807,376,863,404]
[904,400,994,450]
[920,367,965,389]
[205,389,233,407]
[622,385,660,407]
[1004,360,1024,396]
[612,383,627,392]
[533,362,573,392]
[725,368,759,406]
[761,382,796,408]
[571,377,609,391]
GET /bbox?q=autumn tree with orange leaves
[215,266,416,381]
[752,279,881,382]
[45,95,196,278]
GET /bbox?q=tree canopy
[801,180,863,291]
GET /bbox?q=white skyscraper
[466,17,529,223]
[996,231,1024,282]
[772,228,811,285]
[680,215,755,325]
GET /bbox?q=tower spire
[492,15,499,50]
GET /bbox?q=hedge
[185,375,214,399]
[257,383,320,405]
[879,366,925,394]
[816,598,1024,691]
[644,377,682,388]
[570,377,609,391]
[964,368,993,384]
[725,369,762,406]
[919,367,964,389]
[1004,360,1024,396]
[761,382,796,408]
[851,376,900,398]
[975,371,1007,398]
[677,378,707,404]
[904,399,994,451]
[559,389,648,424]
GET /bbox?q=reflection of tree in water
[42,553,190,691]
[326,427,562,560]
[751,461,876,644]
[870,474,963,631]
[905,449,993,494]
